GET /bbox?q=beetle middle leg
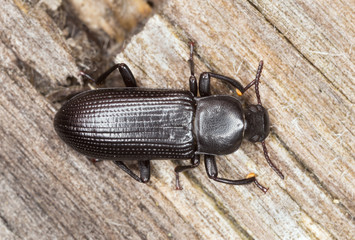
[188,42,243,97]
[188,42,244,97]
[204,155,268,193]
[174,155,200,190]
[113,160,150,183]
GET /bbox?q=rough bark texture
[1,0,354,239]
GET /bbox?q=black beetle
[54,43,283,192]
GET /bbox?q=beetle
[54,43,283,192]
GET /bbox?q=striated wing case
[54,88,196,160]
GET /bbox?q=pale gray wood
[1,0,353,239]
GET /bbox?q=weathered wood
[67,0,152,42]
[0,0,78,92]
[1,0,353,239]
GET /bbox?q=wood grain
[1,0,353,239]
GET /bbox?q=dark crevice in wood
[16,58,51,95]
[0,32,50,94]
[0,214,15,236]
[43,0,156,97]
[47,1,116,80]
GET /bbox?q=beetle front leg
[174,155,200,190]
[113,160,150,183]
[95,63,137,87]
[199,72,244,97]
[204,155,268,193]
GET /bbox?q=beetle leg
[174,155,200,190]
[87,157,102,164]
[188,42,198,96]
[188,41,195,77]
[113,160,150,183]
[95,63,137,87]
[199,72,244,97]
[138,160,151,183]
[190,76,197,96]
[199,73,211,97]
[204,155,268,193]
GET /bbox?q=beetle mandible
[54,43,284,192]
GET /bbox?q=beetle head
[239,60,284,179]
[244,104,270,142]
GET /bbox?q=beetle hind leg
[113,160,150,183]
[95,63,137,87]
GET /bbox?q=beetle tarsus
[87,157,101,164]
[253,178,269,193]
[175,172,183,190]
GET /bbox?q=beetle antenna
[254,60,263,105]
[262,141,284,179]
[252,61,284,179]
[241,60,263,105]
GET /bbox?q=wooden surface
[1,0,354,239]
